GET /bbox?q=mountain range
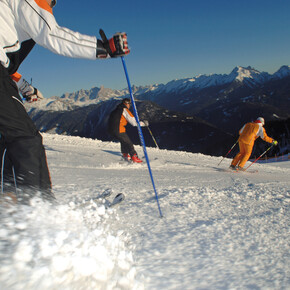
[25,65,290,157]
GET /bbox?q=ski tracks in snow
[46,134,289,289]
[1,134,288,289]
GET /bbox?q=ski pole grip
[99,29,108,43]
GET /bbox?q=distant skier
[230,117,278,171]
[108,98,148,163]
[0,0,130,202]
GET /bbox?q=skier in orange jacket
[230,117,278,170]
[108,98,148,163]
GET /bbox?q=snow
[0,133,289,289]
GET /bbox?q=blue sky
[19,0,290,98]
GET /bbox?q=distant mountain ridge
[135,65,290,133]
[25,65,290,112]
[25,65,290,157]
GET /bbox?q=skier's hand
[140,120,149,127]
[272,140,278,146]
[25,89,44,102]
[97,30,130,58]
[143,120,149,127]
[17,78,44,102]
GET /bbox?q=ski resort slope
[0,133,289,290]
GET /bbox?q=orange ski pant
[231,141,253,168]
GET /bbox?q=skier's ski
[119,160,143,166]
[119,158,133,165]
[81,188,113,204]
[75,190,125,210]
[108,193,125,208]
[215,167,258,174]
[227,168,258,173]
[236,169,258,174]
[75,188,113,208]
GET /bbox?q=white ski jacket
[0,0,97,73]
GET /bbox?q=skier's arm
[123,108,149,127]
[257,127,274,143]
[13,0,97,59]
[123,109,138,127]
[122,108,148,127]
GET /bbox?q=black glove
[97,29,130,58]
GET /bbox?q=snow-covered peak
[228,66,270,84]
[60,86,125,103]
[24,86,129,112]
[24,65,290,112]
[153,66,274,94]
[273,65,290,79]
[24,96,77,112]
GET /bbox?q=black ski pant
[111,132,137,157]
[0,135,16,193]
[0,64,53,201]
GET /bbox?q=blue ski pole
[121,57,163,218]
[99,29,162,217]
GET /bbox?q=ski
[74,189,125,209]
[108,193,125,208]
[227,168,258,173]
[216,167,258,174]
[86,188,113,202]
[75,188,113,208]
[236,169,258,174]
[119,158,143,166]
[119,158,133,165]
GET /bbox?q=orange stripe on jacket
[10,72,22,82]
[34,0,53,14]
[119,108,134,133]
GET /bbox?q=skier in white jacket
[0,0,130,203]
